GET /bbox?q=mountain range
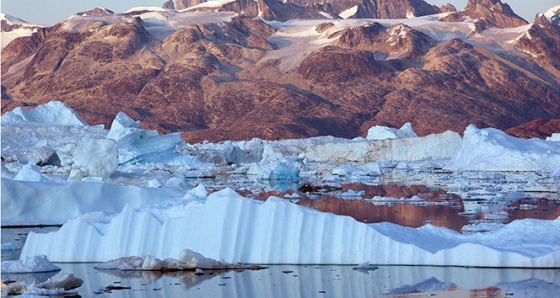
[1,0,559,142]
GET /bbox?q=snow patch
[339,6,358,19]
[186,0,237,10]
[544,5,560,19]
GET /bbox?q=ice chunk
[1,255,60,273]
[547,133,560,142]
[36,274,83,291]
[57,137,118,179]
[445,125,560,172]
[2,274,83,296]
[331,162,381,179]
[95,249,258,271]
[1,101,87,126]
[107,111,186,165]
[247,158,301,181]
[14,164,44,182]
[367,123,418,140]
[1,242,20,250]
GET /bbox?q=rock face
[515,8,560,70]
[73,7,114,18]
[284,0,442,19]
[1,13,38,33]
[257,0,325,22]
[176,0,206,10]
[505,119,560,139]
[162,0,176,9]
[2,6,560,143]
[442,0,527,28]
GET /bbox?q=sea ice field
[2,101,560,296]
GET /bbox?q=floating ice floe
[95,249,264,271]
[1,274,83,296]
[1,242,20,250]
[21,189,560,267]
[1,255,60,273]
[247,157,302,181]
[330,162,382,179]
[445,125,560,172]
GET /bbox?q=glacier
[3,101,560,268]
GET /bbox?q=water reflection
[6,263,558,298]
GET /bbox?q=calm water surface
[2,262,560,298]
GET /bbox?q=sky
[1,0,558,26]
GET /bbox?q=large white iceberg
[306,130,461,162]
[21,189,560,267]
[445,125,560,172]
[260,131,461,163]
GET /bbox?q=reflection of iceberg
[22,189,560,267]
[388,277,455,295]
[49,263,560,298]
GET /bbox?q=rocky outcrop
[515,12,560,71]
[334,22,436,59]
[176,0,206,10]
[162,0,176,9]
[285,0,442,19]
[257,0,325,22]
[73,7,114,17]
[505,119,560,139]
[442,0,527,28]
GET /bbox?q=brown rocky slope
[2,6,559,143]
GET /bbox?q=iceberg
[445,125,560,172]
[95,249,263,271]
[366,122,418,140]
[260,131,461,163]
[1,101,87,126]
[1,255,60,273]
[21,189,560,267]
[107,111,186,165]
[306,130,460,162]
[1,273,83,296]
[4,101,560,270]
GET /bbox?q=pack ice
[3,101,560,267]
